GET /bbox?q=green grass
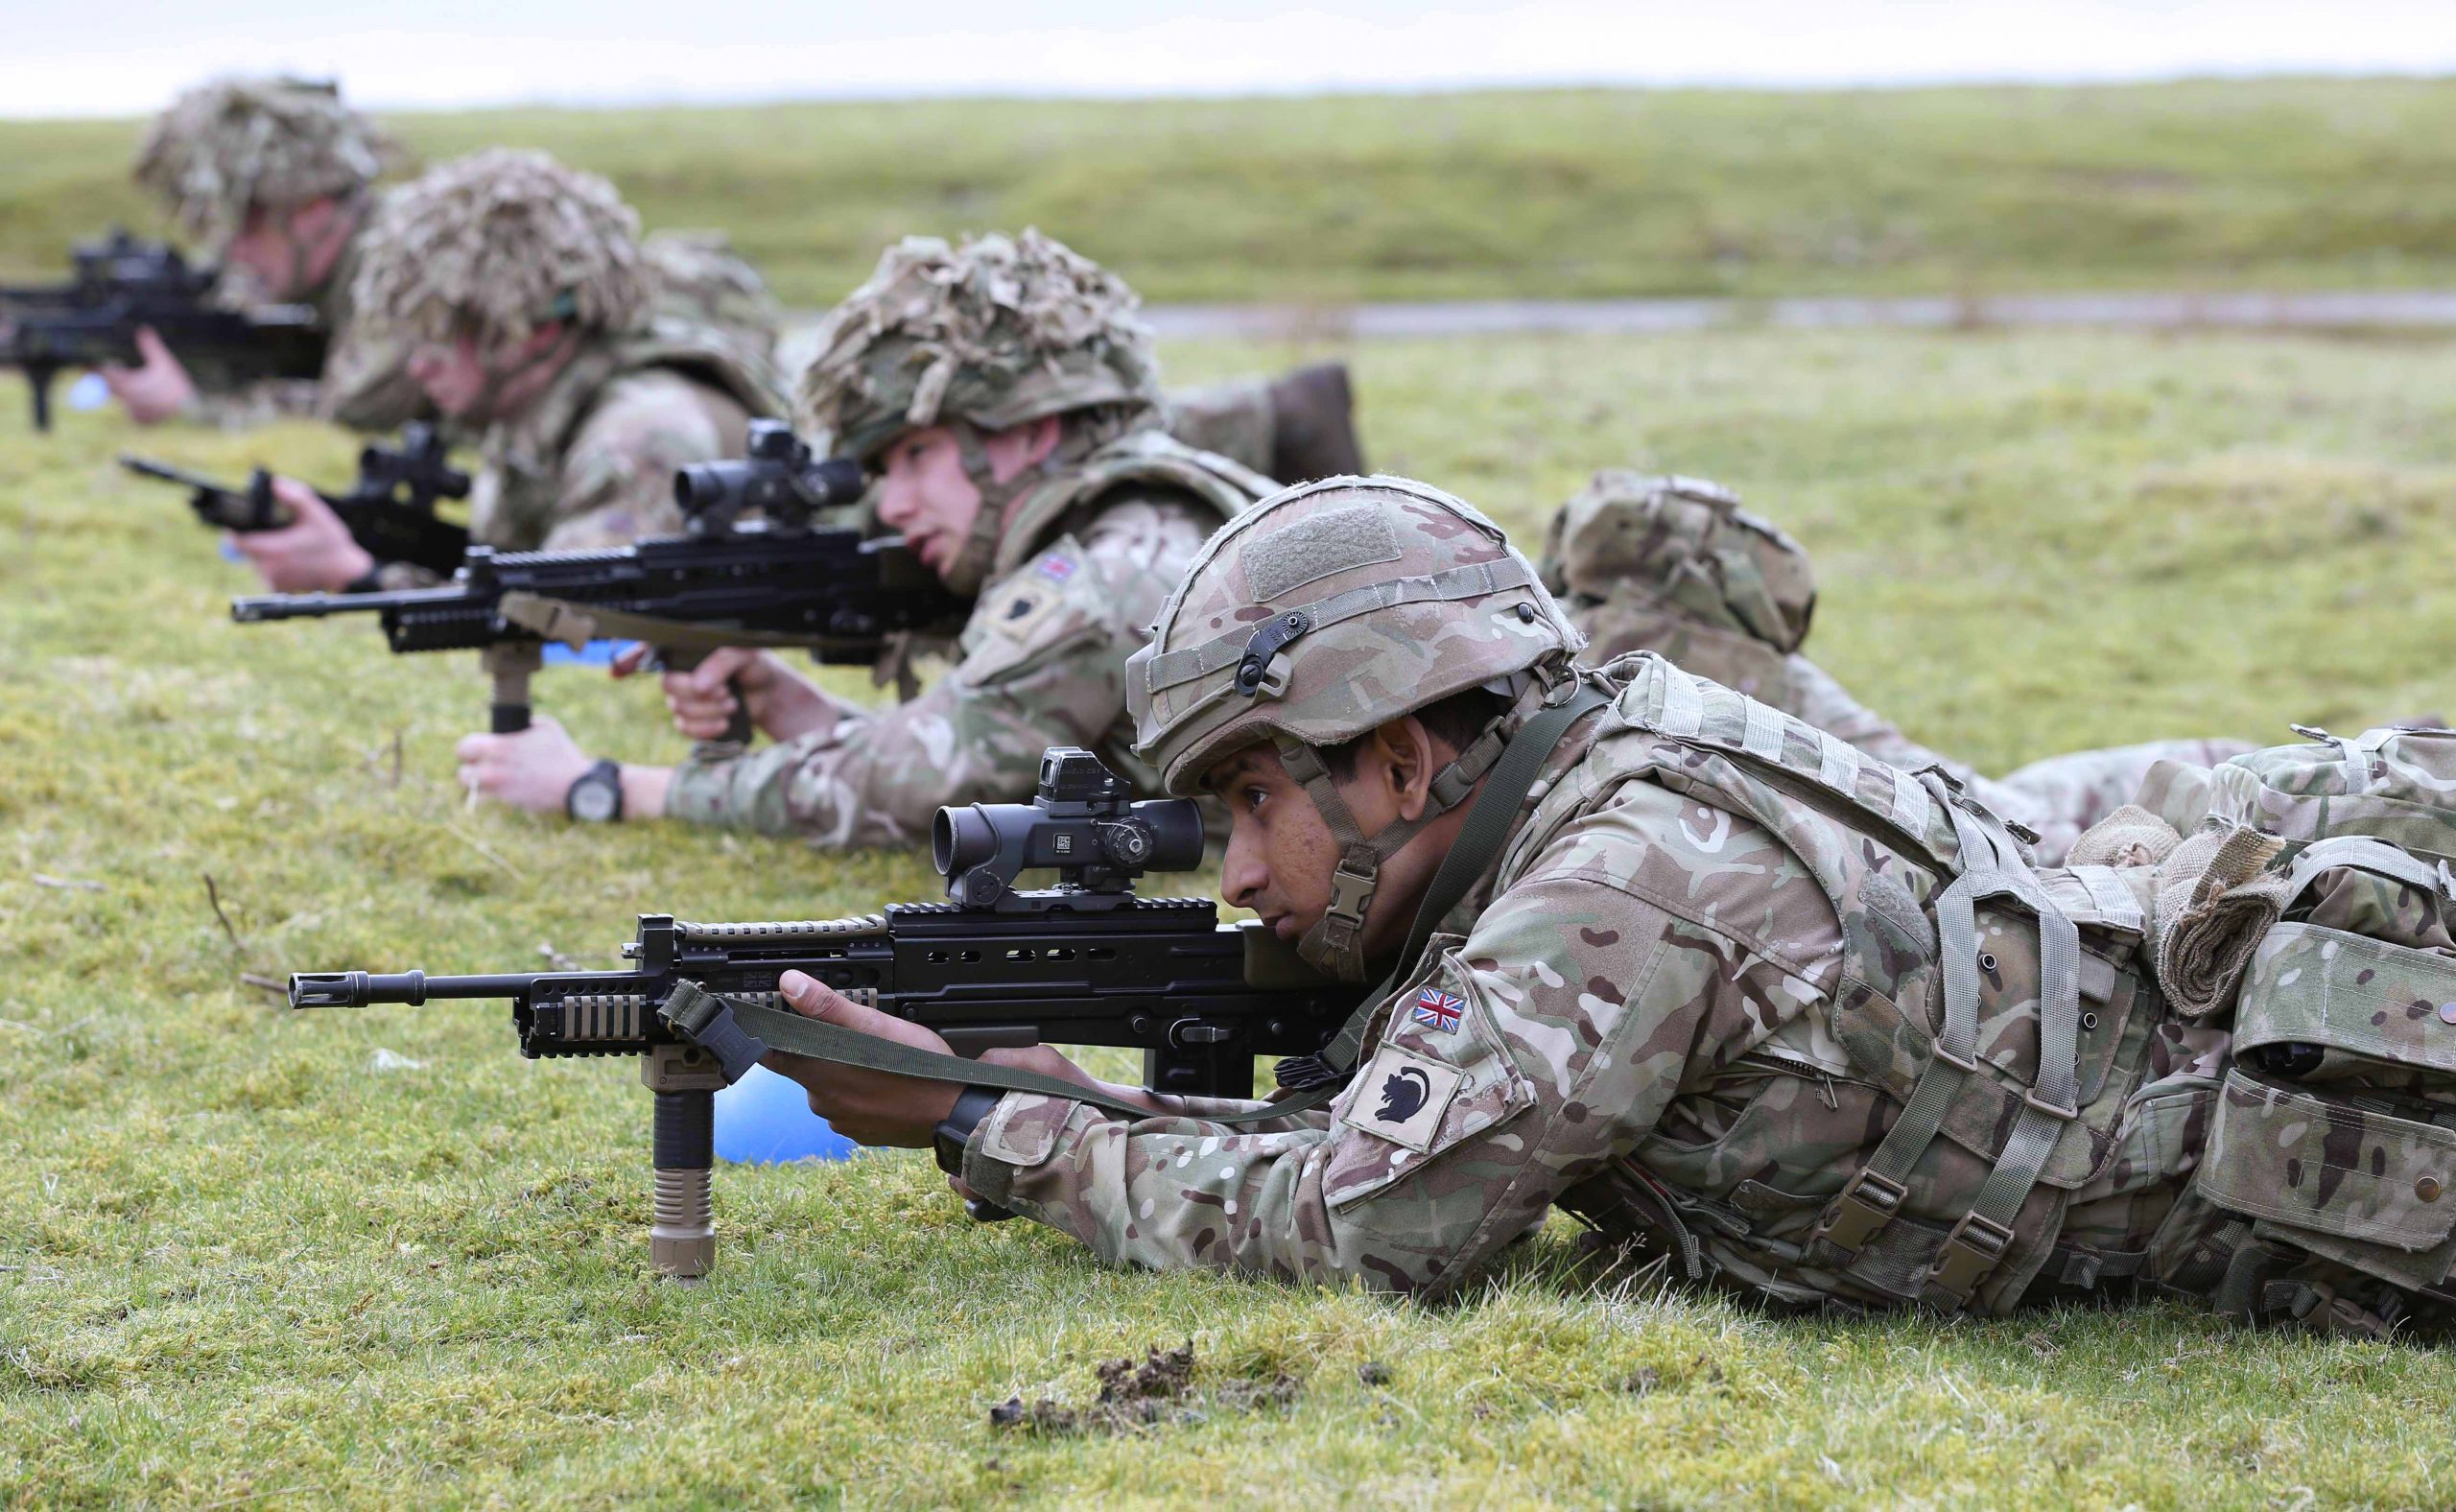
[8,80,2456,304]
[9,324,2456,1504]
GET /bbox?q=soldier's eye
[1242,786,1269,813]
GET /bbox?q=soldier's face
[1204,728,1449,956]
[225,197,352,299]
[874,418,1066,581]
[873,426,985,577]
[1207,744,1344,943]
[407,325,571,421]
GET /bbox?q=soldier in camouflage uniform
[240,149,783,599]
[746,474,2447,1336]
[111,75,422,432]
[1541,470,2251,863]
[455,228,1273,834]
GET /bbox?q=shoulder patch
[1338,1044,1464,1153]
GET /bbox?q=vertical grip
[481,642,542,734]
[650,1089,715,1282]
[642,1045,724,1282]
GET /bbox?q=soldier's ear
[1373,714,1439,821]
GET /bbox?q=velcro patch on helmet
[1240,505,1402,602]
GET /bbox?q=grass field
[9,323,2456,1505]
[8,79,2456,305]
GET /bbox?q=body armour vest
[1500,654,2169,1314]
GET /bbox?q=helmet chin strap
[940,420,1019,599]
[1271,681,1537,981]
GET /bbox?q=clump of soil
[989,1342,1300,1435]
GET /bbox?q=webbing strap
[1141,557,1537,694]
[1813,861,2083,1307]
[2285,834,2455,903]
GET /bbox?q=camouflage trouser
[1982,738,2256,866]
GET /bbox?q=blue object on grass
[541,638,636,667]
[68,372,109,412]
[220,540,245,563]
[713,1063,857,1164]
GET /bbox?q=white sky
[2,1,2451,119]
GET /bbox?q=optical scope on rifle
[672,418,866,532]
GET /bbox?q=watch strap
[565,759,625,821]
[933,1085,1004,1175]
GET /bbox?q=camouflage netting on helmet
[133,76,391,250]
[351,149,648,350]
[798,228,1162,461]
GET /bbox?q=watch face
[570,773,620,823]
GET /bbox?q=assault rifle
[1,228,325,431]
[288,748,1355,1278]
[121,421,472,578]
[229,421,961,746]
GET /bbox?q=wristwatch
[933,1086,1004,1176]
[565,759,625,823]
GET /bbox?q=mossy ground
[7,325,2456,1505]
[10,80,2456,305]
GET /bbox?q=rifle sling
[657,680,1611,1128]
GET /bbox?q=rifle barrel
[289,969,592,1007]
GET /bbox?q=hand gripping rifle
[120,421,473,578]
[286,748,1358,1280]
[228,421,962,759]
[1,228,324,432]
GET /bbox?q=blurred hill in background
[3,80,2453,306]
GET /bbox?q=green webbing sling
[660,684,1613,1126]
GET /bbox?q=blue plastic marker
[540,639,637,667]
[713,1064,858,1164]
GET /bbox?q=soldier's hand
[454,715,595,815]
[228,480,377,593]
[640,647,824,742]
[97,326,200,424]
[762,969,962,1146]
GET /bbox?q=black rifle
[229,424,961,749]
[1,228,326,432]
[288,748,1354,1278]
[120,421,472,578]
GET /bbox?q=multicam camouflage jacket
[959,656,2455,1333]
[665,432,1272,845]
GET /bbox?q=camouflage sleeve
[961,781,1839,1294]
[537,370,744,552]
[666,514,1183,844]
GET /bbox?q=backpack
[2143,727,2456,1307]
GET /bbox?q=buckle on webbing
[1812,1169,1907,1257]
[1925,1211,2017,1305]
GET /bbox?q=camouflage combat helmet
[799,229,1166,595]
[1128,475,1586,979]
[133,76,390,253]
[1539,470,1816,655]
[351,149,649,352]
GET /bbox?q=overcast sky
[4,1,2451,119]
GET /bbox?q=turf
[7,324,2456,1505]
[8,80,2456,305]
